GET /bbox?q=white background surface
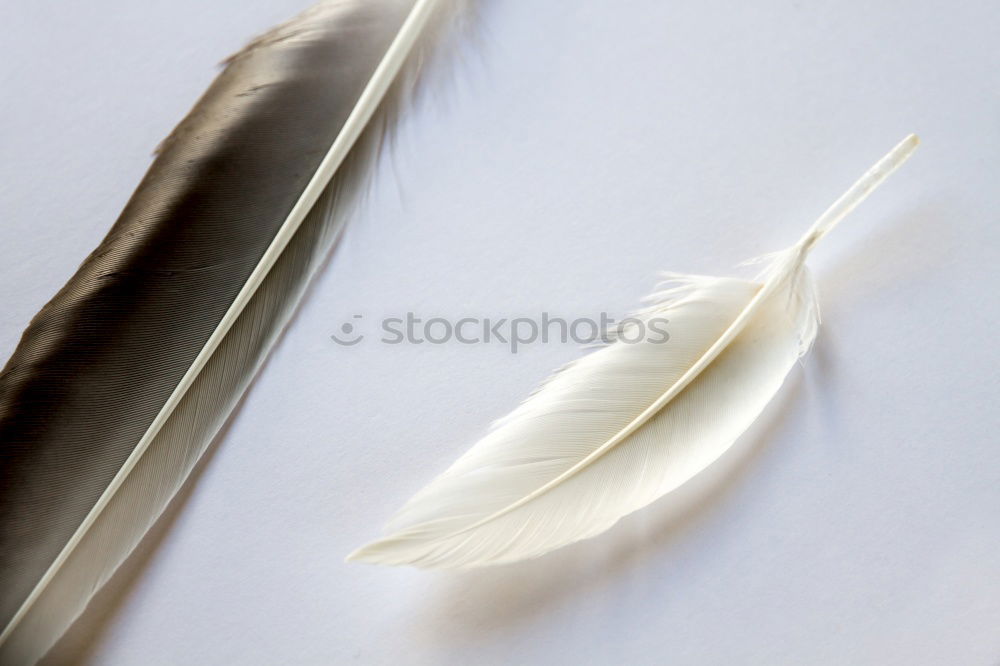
[1,0,998,664]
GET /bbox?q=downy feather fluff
[350,135,919,568]
[0,0,464,661]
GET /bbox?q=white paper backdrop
[1,0,997,664]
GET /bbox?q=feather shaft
[797,133,919,252]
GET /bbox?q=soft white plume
[350,135,919,568]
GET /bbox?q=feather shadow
[37,227,352,666]
[38,406,232,666]
[807,202,946,447]
[411,367,807,646]
[817,203,946,309]
[408,203,937,644]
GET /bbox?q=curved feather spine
[350,135,919,568]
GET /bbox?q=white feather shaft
[797,133,919,252]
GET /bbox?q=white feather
[349,134,919,568]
